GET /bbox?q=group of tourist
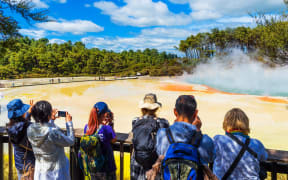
[5,93,268,180]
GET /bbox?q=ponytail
[86,108,99,135]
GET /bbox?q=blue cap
[7,99,30,119]
[94,102,110,115]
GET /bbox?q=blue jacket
[213,133,268,180]
[7,121,35,170]
[156,121,215,165]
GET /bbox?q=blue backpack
[162,128,203,180]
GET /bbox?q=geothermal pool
[0,77,287,151]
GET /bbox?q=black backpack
[132,116,168,170]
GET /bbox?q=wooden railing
[1,127,288,180]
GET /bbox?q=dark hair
[31,100,52,123]
[141,108,158,117]
[6,116,26,127]
[175,95,197,119]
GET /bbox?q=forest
[0,38,182,79]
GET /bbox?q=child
[83,102,117,180]
[213,108,268,180]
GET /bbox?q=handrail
[74,128,288,163]
[0,127,287,180]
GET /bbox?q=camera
[57,111,66,117]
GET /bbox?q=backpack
[162,128,203,180]
[132,117,167,170]
[79,125,105,174]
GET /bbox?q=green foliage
[178,14,288,65]
[0,38,181,79]
[0,0,49,40]
[0,65,14,79]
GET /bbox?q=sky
[15,0,287,55]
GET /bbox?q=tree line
[178,14,288,65]
[0,37,182,79]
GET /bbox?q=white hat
[139,93,162,110]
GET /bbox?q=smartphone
[58,111,66,117]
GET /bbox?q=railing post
[120,142,124,180]
[271,162,277,180]
[70,138,83,180]
[0,136,3,180]
[8,142,13,180]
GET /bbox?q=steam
[182,49,288,97]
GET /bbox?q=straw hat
[139,93,162,110]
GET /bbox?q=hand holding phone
[58,111,66,117]
[65,112,72,122]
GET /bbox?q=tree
[0,37,180,78]
[0,0,49,40]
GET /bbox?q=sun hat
[94,102,110,115]
[7,99,30,119]
[139,93,162,110]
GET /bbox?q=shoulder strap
[190,131,203,147]
[165,128,175,144]
[227,133,257,158]
[95,124,103,135]
[155,118,161,130]
[222,136,251,180]
[18,144,33,152]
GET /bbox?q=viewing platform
[0,127,287,180]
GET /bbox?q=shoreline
[0,75,141,88]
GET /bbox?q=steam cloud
[182,49,288,97]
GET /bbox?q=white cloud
[187,20,256,34]
[94,0,192,27]
[187,0,284,20]
[80,27,193,55]
[28,0,49,8]
[49,38,66,44]
[36,19,104,34]
[93,0,285,26]
[190,10,221,20]
[19,29,46,39]
[85,4,91,7]
[140,28,192,38]
[81,36,179,53]
[217,16,254,23]
[168,0,189,4]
